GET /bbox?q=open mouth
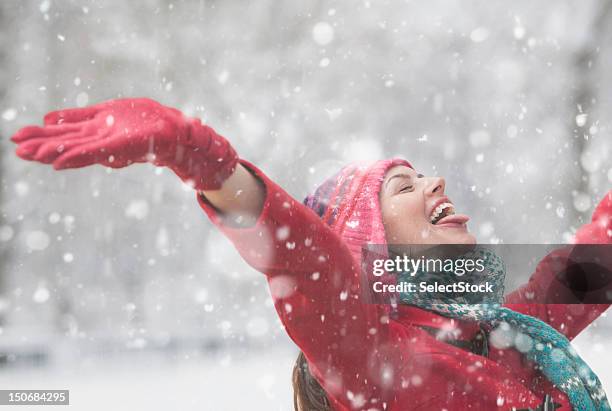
[427,200,470,227]
[429,202,455,225]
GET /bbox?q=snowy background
[0,0,611,409]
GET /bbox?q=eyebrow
[384,173,413,191]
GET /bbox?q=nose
[424,177,445,196]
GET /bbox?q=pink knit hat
[303,158,413,301]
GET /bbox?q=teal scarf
[397,247,610,411]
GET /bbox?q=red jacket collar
[392,304,483,341]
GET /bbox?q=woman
[10,97,612,410]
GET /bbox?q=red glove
[574,190,612,244]
[10,98,238,191]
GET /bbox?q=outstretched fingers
[10,123,87,144]
[33,133,101,163]
[51,141,106,170]
[592,190,612,224]
[15,131,86,160]
[53,137,137,170]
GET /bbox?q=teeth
[430,202,455,224]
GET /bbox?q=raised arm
[11,98,239,192]
[505,190,612,340]
[200,162,266,228]
[9,98,394,409]
[196,159,394,408]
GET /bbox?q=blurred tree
[0,0,9,329]
[570,0,612,227]
[1,0,611,358]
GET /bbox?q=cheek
[382,198,429,243]
[395,196,427,224]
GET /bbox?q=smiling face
[379,165,476,246]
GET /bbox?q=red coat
[197,160,610,411]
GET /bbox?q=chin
[460,233,477,245]
[437,231,477,245]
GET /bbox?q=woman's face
[379,165,476,246]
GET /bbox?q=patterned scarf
[397,247,610,411]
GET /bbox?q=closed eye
[399,185,414,193]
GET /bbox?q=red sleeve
[196,159,391,406]
[504,247,609,340]
[505,191,611,340]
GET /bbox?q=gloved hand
[574,190,612,244]
[10,98,238,191]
